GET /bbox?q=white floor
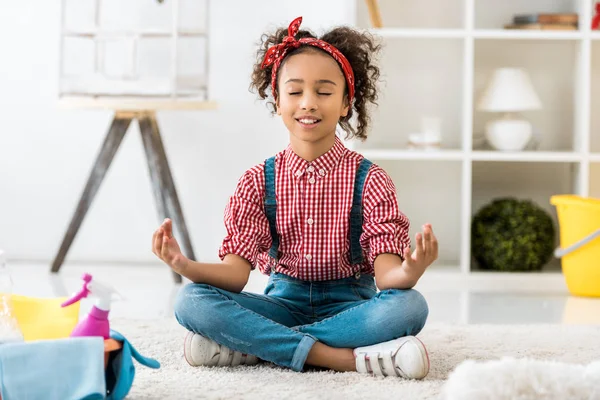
[8,262,600,325]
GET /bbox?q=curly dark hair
[250,24,382,141]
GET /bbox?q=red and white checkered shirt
[218,136,410,281]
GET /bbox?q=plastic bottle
[0,250,24,344]
[61,273,116,339]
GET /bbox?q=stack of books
[504,13,578,30]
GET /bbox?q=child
[152,16,438,379]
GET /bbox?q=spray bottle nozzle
[61,273,118,312]
[61,274,93,307]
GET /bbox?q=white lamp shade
[477,68,542,112]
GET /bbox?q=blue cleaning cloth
[0,337,106,400]
[107,330,160,400]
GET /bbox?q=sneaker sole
[183,331,196,366]
[412,336,430,378]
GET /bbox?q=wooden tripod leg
[51,114,132,273]
[139,112,195,283]
[365,0,383,28]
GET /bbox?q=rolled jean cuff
[290,334,317,372]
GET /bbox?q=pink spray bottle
[61,273,116,339]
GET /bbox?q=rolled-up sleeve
[360,166,411,265]
[218,170,272,268]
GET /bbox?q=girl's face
[276,49,350,148]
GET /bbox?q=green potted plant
[471,198,555,272]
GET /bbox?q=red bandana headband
[261,16,355,104]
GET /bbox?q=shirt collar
[284,136,347,179]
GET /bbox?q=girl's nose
[300,94,318,111]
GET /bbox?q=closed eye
[318,93,332,96]
[289,92,301,95]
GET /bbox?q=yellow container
[3,294,80,341]
[550,195,600,297]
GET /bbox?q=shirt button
[309,177,315,184]
[319,169,326,176]
[305,254,312,261]
[295,170,302,177]
[307,218,314,225]
[307,166,315,173]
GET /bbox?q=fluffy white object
[442,357,600,400]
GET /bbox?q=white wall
[0,0,356,263]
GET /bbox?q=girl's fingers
[402,247,412,264]
[415,232,424,260]
[162,219,168,237]
[151,230,157,254]
[166,219,173,238]
[423,225,431,255]
[155,229,164,257]
[152,230,158,254]
[425,224,439,260]
[161,234,170,261]
[161,218,172,239]
[404,247,416,268]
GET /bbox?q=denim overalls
[175,157,428,371]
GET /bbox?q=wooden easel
[51,99,217,283]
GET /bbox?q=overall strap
[349,158,373,265]
[264,156,279,259]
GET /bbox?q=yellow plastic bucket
[550,195,600,297]
[1,294,80,341]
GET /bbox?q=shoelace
[356,351,398,377]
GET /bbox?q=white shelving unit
[348,0,600,280]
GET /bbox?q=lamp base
[485,114,532,151]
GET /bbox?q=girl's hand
[401,223,438,280]
[152,218,188,273]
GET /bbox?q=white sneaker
[183,331,259,367]
[353,336,430,379]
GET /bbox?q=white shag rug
[117,318,600,400]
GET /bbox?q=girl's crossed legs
[174,272,429,373]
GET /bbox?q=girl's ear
[341,97,350,118]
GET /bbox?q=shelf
[367,29,584,40]
[473,29,582,40]
[62,29,206,39]
[471,151,583,162]
[417,266,566,293]
[470,259,562,275]
[591,32,600,40]
[359,149,464,161]
[421,264,462,274]
[368,28,465,39]
[590,154,600,162]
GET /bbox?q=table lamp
[477,68,542,151]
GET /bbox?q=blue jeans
[174,272,428,372]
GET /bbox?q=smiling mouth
[296,118,322,125]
